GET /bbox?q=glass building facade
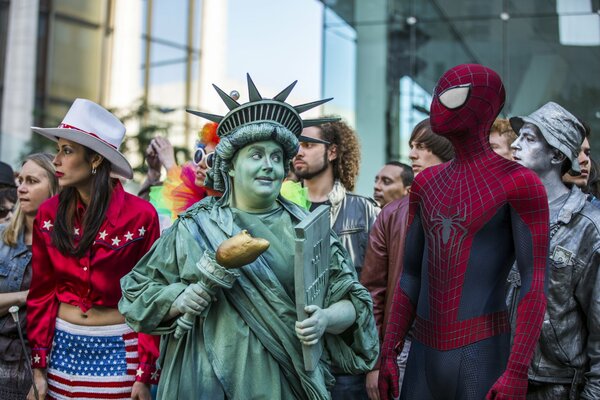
[1,0,598,195]
[34,0,111,127]
[0,0,203,173]
[321,0,600,193]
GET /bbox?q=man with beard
[293,119,379,400]
[510,102,600,399]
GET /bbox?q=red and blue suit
[379,64,549,400]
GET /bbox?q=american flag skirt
[47,318,139,400]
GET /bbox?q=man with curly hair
[293,118,379,400]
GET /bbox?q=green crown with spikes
[187,74,339,138]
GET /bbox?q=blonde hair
[2,153,58,247]
[491,118,517,143]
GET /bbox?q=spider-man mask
[430,64,505,140]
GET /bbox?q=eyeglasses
[0,206,14,219]
[193,144,215,169]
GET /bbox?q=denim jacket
[0,224,32,362]
[528,187,600,400]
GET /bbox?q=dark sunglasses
[0,206,14,219]
[193,144,215,169]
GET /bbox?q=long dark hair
[52,148,113,257]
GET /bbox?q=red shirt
[27,181,161,384]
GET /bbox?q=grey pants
[527,381,579,400]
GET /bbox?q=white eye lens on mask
[438,84,471,109]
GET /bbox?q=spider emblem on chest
[430,207,468,245]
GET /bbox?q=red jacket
[27,182,161,384]
[360,196,410,369]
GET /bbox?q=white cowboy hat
[32,98,133,179]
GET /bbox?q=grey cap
[510,102,585,175]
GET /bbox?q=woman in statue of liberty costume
[119,75,378,399]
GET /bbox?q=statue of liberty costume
[119,75,378,399]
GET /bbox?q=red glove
[378,342,402,400]
[485,370,528,400]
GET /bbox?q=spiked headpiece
[185,74,339,194]
[186,74,338,138]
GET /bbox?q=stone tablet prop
[294,205,331,371]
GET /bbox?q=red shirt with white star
[27,181,161,384]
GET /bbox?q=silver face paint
[509,102,584,175]
[512,122,570,203]
[511,123,555,175]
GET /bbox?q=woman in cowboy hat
[26,99,161,400]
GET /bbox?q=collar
[554,185,587,226]
[327,180,346,207]
[326,180,346,226]
[0,226,30,259]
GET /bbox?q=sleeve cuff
[135,362,161,385]
[31,348,50,369]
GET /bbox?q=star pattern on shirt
[136,367,144,377]
[74,227,80,235]
[42,220,53,230]
[95,226,147,248]
[151,370,160,380]
[33,354,41,363]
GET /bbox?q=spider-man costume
[379,64,549,400]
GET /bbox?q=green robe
[119,196,378,399]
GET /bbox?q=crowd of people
[0,65,598,400]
